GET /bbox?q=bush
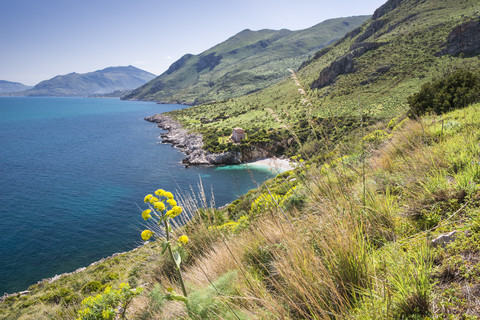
[82,281,103,294]
[407,69,480,116]
[76,283,142,320]
[41,287,78,304]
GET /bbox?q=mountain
[0,80,32,93]
[122,16,370,104]
[168,0,480,140]
[21,66,156,97]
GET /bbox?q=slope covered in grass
[5,102,480,319]
[122,16,369,105]
[133,103,480,319]
[168,0,480,144]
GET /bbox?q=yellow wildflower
[144,194,153,203]
[102,309,114,319]
[167,199,177,207]
[172,205,182,216]
[154,201,165,211]
[155,189,166,197]
[178,235,188,244]
[141,230,153,241]
[141,209,151,220]
[165,210,174,219]
[165,191,174,199]
[148,196,159,204]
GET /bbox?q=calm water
[0,97,277,294]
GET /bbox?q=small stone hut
[231,127,245,143]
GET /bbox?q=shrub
[41,287,78,304]
[76,283,142,320]
[82,281,103,294]
[407,69,480,116]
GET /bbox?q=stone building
[231,127,245,143]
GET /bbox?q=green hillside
[168,0,480,155]
[4,104,480,319]
[122,16,369,105]
[4,1,480,318]
[22,66,156,96]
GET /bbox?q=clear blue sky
[1,0,386,85]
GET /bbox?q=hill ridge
[122,16,370,104]
[17,65,156,97]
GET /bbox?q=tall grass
[10,103,480,319]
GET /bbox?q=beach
[243,157,294,173]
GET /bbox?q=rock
[311,42,383,89]
[439,18,480,57]
[145,114,243,165]
[432,230,458,247]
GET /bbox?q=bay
[0,97,277,294]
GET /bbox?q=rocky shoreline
[145,113,273,166]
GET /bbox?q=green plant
[41,287,78,304]
[140,189,189,302]
[76,283,142,320]
[408,69,480,116]
[81,281,103,294]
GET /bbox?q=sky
[0,0,386,86]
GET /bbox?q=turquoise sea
[0,97,278,294]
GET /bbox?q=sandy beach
[243,157,294,173]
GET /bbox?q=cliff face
[311,42,383,89]
[440,18,480,57]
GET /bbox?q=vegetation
[3,0,480,319]
[4,102,480,319]
[76,283,142,320]
[407,68,480,116]
[164,0,480,155]
[141,190,189,300]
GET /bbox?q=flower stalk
[141,189,189,301]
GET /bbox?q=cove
[0,97,278,294]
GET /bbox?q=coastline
[1,113,293,301]
[144,113,278,166]
[1,246,142,300]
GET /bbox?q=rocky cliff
[440,17,480,57]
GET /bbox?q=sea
[0,97,279,294]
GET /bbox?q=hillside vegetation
[122,16,369,105]
[3,0,480,319]
[167,0,480,156]
[3,102,480,319]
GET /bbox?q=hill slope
[0,80,32,93]
[167,0,480,150]
[21,66,156,96]
[122,16,369,105]
[3,103,480,318]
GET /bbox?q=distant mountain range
[0,80,32,93]
[7,66,156,97]
[122,16,370,105]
